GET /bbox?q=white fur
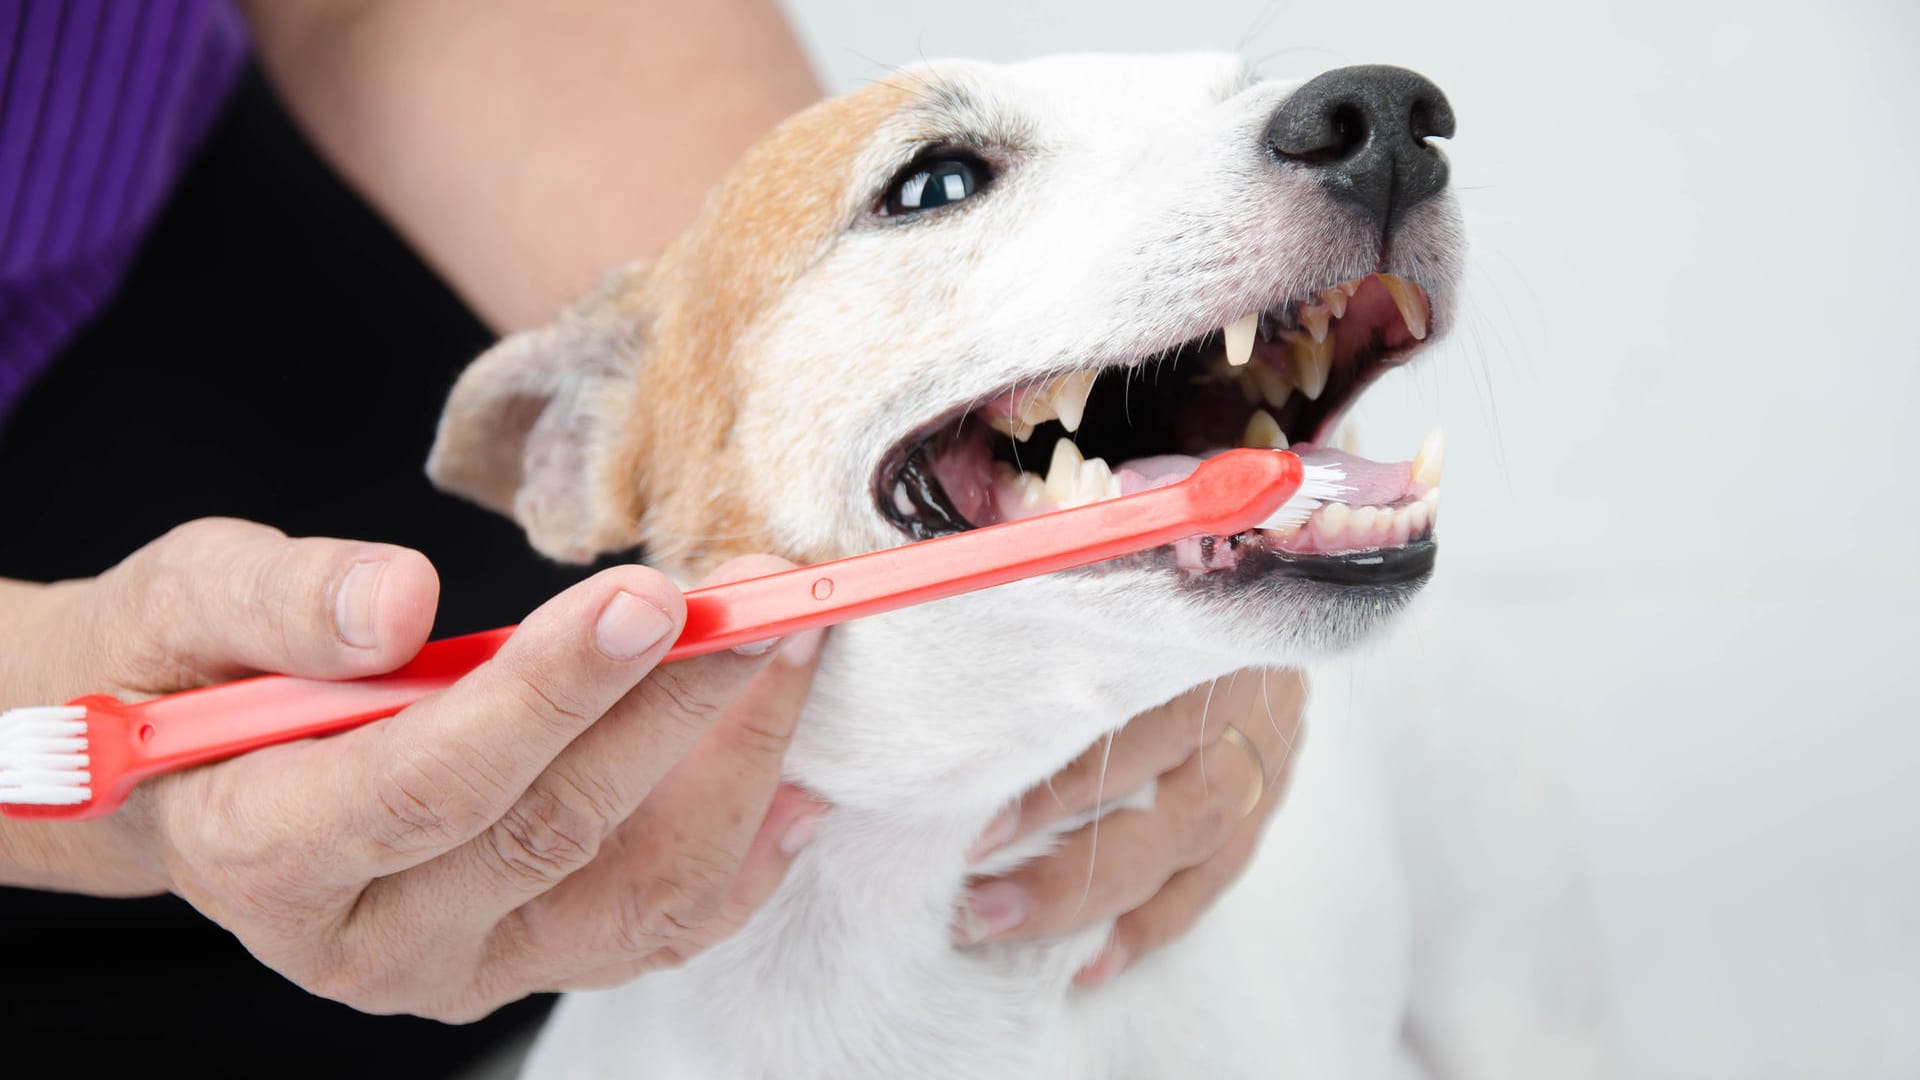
[488,53,1607,1079]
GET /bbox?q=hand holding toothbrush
[0,519,828,1020]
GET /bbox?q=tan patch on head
[602,80,915,575]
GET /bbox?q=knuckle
[723,711,795,762]
[503,662,598,736]
[483,780,610,887]
[642,668,728,738]
[369,747,496,858]
[614,840,739,956]
[1187,794,1239,853]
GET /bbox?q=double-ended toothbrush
[0,449,1343,820]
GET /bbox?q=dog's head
[431,54,1462,788]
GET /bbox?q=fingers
[552,782,827,992]
[1076,724,1300,989]
[382,556,815,930]
[90,518,440,691]
[479,604,828,988]
[316,562,689,876]
[1075,816,1262,989]
[960,669,1307,951]
[957,730,1264,944]
[972,669,1305,864]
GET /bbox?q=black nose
[1266,65,1456,231]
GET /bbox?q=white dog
[429,52,1611,1079]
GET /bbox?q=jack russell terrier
[429,52,1610,1080]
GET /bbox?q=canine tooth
[1320,288,1348,318]
[1378,274,1430,340]
[1224,312,1258,367]
[1251,363,1292,408]
[1241,409,1289,449]
[1300,304,1331,343]
[1043,438,1084,504]
[1340,279,1361,297]
[1288,335,1333,401]
[1411,428,1445,487]
[1050,370,1097,433]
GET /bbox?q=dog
[428,52,1611,1079]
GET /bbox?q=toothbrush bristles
[1256,464,1349,531]
[0,705,93,806]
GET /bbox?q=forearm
[240,0,822,332]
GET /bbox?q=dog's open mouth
[876,273,1444,582]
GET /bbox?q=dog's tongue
[1114,446,1414,509]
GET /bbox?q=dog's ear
[427,264,650,563]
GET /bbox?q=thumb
[88,518,440,693]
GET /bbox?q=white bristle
[0,705,93,806]
[1256,464,1350,531]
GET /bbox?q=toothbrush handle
[662,448,1303,659]
[115,450,1301,783]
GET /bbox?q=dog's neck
[785,573,1250,814]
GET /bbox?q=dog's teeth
[1241,409,1289,449]
[1403,504,1423,541]
[1043,438,1085,504]
[1340,279,1362,297]
[986,413,1037,441]
[1388,505,1415,545]
[1075,455,1120,507]
[1017,472,1047,506]
[1224,355,1265,403]
[1411,428,1445,487]
[1320,288,1348,318]
[1251,363,1292,408]
[1314,502,1350,543]
[1288,335,1333,401]
[1223,312,1258,367]
[1349,505,1380,539]
[1300,304,1331,343]
[892,481,914,515]
[1049,370,1097,433]
[1378,274,1430,340]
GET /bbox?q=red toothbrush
[0,449,1343,820]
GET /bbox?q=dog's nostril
[1266,65,1456,233]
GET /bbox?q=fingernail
[954,881,1028,945]
[1075,938,1130,989]
[733,637,781,657]
[779,810,825,856]
[777,628,824,667]
[966,804,1021,863]
[594,590,676,660]
[334,559,388,649]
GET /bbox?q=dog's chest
[520,692,1411,1080]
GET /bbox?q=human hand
[956,668,1306,988]
[0,519,826,1019]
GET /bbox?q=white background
[778,3,1920,1077]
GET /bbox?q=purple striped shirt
[0,0,246,425]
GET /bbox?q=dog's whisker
[1074,729,1119,919]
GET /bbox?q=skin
[0,0,1307,1016]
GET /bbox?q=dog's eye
[882,157,985,216]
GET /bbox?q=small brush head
[0,705,92,806]
[1256,463,1349,531]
